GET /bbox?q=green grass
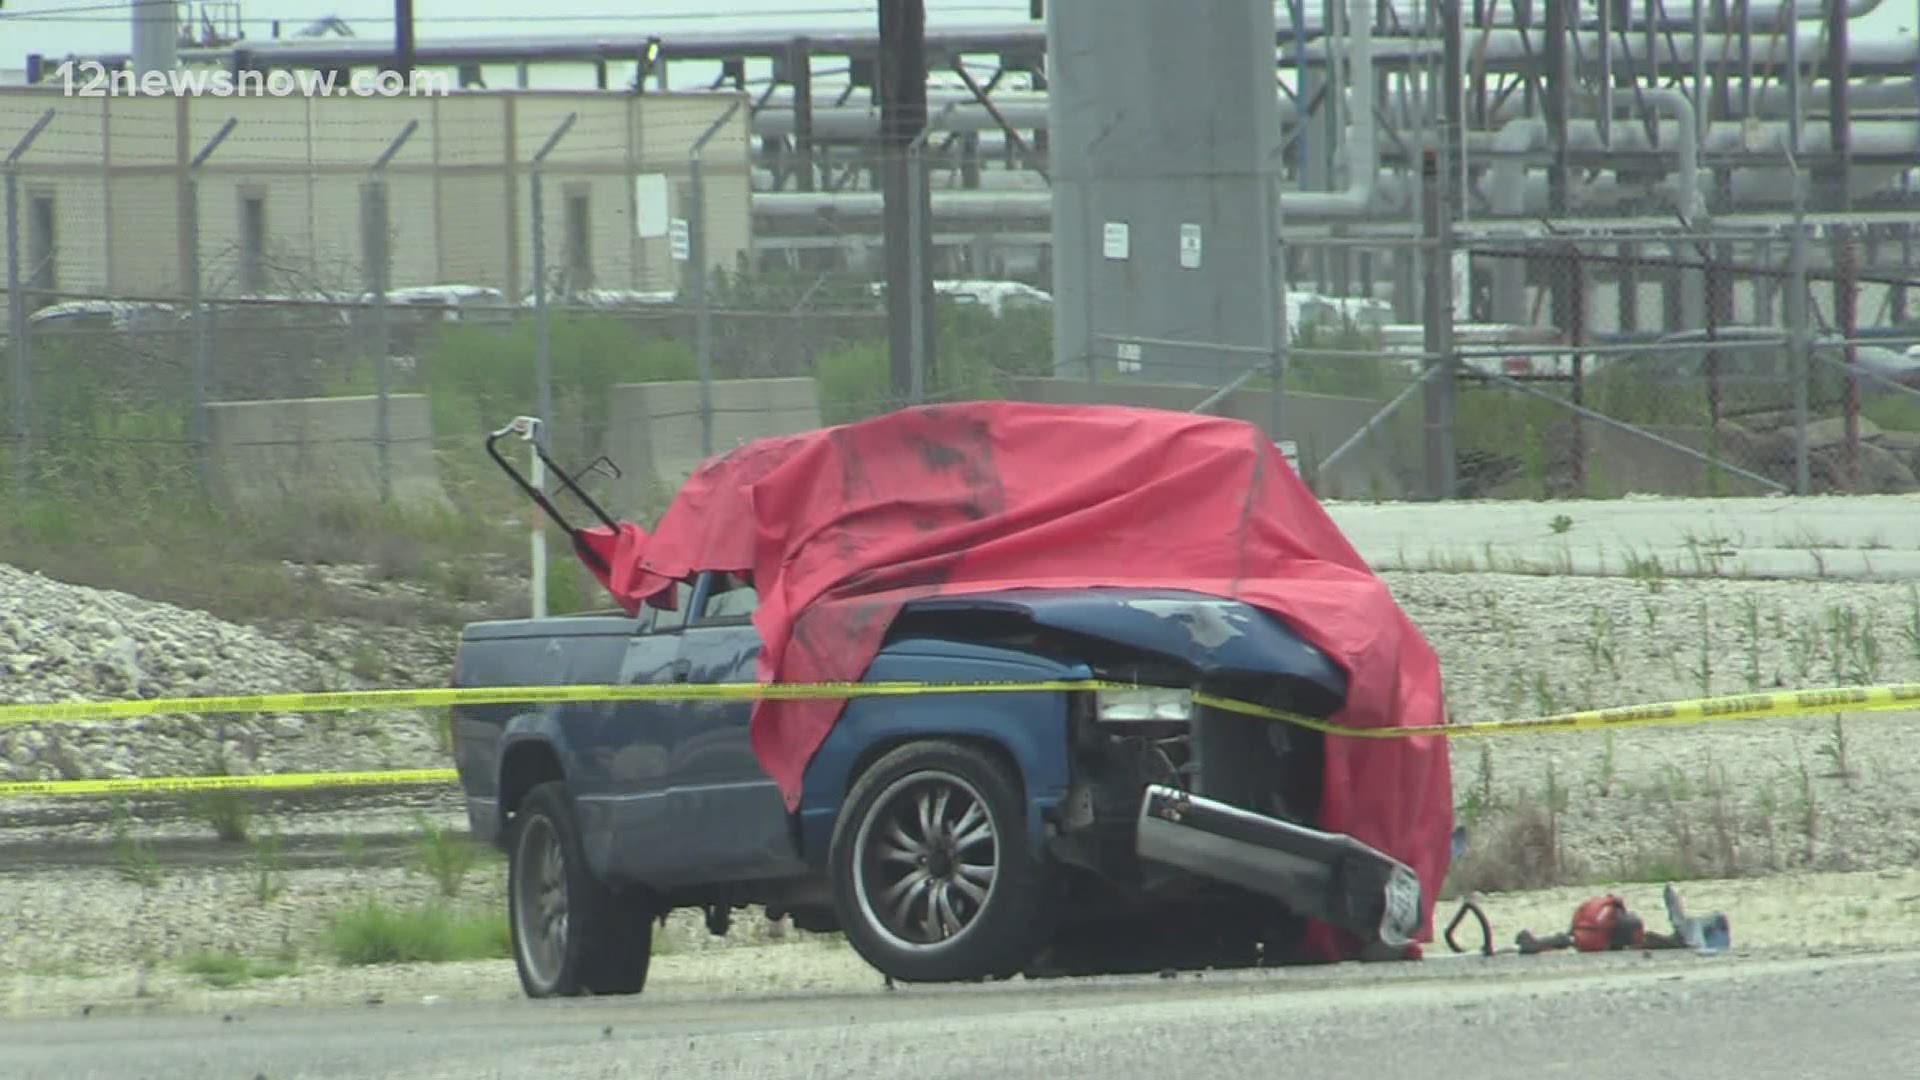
[813,302,1053,425]
[324,900,511,966]
[0,309,687,628]
[411,814,487,898]
[1863,392,1920,433]
[108,799,161,889]
[181,949,299,988]
[22,957,95,979]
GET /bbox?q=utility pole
[879,0,934,404]
[395,0,415,79]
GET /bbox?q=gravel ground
[4,849,1919,1021]
[0,854,841,1019]
[1389,569,1920,885]
[0,562,447,783]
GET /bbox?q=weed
[1541,761,1571,880]
[1624,549,1666,592]
[108,800,161,889]
[22,957,94,979]
[1823,604,1883,685]
[1548,543,1575,576]
[1426,548,1480,573]
[1681,532,1734,576]
[1456,743,1500,829]
[1689,602,1713,699]
[1549,514,1574,535]
[190,792,252,843]
[1701,752,1739,872]
[1659,763,1695,803]
[429,708,456,756]
[1501,669,1531,718]
[347,644,387,683]
[1789,616,1822,683]
[340,834,369,868]
[413,814,483,898]
[253,823,289,905]
[1740,594,1763,691]
[1819,716,1857,782]
[1792,746,1820,865]
[1530,671,1559,717]
[1615,847,1714,884]
[431,559,491,603]
[1586,730,1618,798]
[1753,782,1780,871]
[325,900,511,965]
[185,745,251,843]
[1443,793,1587,895]
[1583,606,1621,682]
[181,949,298,989]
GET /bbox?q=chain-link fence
[6,53,1920,606]
[1444,226,1920,499]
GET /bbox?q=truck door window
[647,581,693,632]
[699,573,758,623]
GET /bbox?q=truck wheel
[508,780,653,997]
[829,740,1048,983]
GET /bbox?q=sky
[2,0,1915,84]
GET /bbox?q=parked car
[866,278,1053,318]
[1615,326,1920,392]
[24,299,182,337]
[449,404,1448,997]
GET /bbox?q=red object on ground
[1571,894,1641,952]
[574,402,1453,957]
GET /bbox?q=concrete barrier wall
[204,393,449,510]
[599,375,1415,512]
[201,379,1410,520]
[1005,378,1419,500]
[603,378,824,513]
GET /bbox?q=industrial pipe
[750,79,1920,143]
[1486,90,1701,225]
[1283,0,1377,219]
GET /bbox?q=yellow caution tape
[4,680,1919,800]
[0,679,1110,727]
[0,768,458,799]
[1199,681,1920,738]
[6,678,1920,736]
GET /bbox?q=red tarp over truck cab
[576,402,1453,955]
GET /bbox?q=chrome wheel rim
[851,769,1000,952]
[513,815,569,989]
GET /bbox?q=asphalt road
[5,948,1915,1080]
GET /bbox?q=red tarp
[576,402,1452,956]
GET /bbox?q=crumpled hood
[897,587,1349,711]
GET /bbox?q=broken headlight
[1094,687,1194,725]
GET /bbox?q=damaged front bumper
[1134,783,1423,949]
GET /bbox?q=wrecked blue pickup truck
[448,408,1439,998]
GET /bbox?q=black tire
[828,740,1050,983]
[507,780,653,997]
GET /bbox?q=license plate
[1379,865,1422,948]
